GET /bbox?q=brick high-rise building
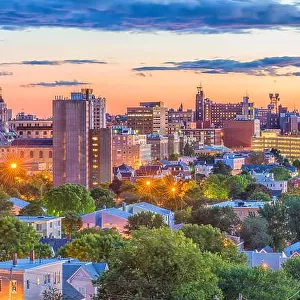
[53,89,111,188]
[127,102,168,134]
[195,85,254,127]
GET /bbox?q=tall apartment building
[147,134,169,160]
[168,104,194,134]
[181,128,223,146]
[112,126,151,168]
[195,85,254,127]
[53,89,110,189]
[127,102,168,134]
[0,87,9,133]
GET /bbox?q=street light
[171,187,176,193]
[146,180,151,186]
[10,163,17,169]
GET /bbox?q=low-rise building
[253,172,288,194]
[147,134,169,160]
[135,165,163,179]
[113,164,136,182]
[0,253,66,300]
[215,153,245,174]
[16,216,62,239]
[211,200,268,221]
[9,197,29,215]
[161,161,191,180]
[194,161,214,177]
[63,260,108,300]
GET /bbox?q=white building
[254,172,288,194]
[194,161,214,177]
[215,153,245,173]
[16,216,63,239]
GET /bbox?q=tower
[268,93,280,114]
[0,87,9,133]
[195,84,204,122]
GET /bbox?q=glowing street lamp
[10,163,17,169]
[146,180,151,186]
[171,187,176,193]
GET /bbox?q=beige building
[9,115,53,139]
[112,132,151,168]
[252,131,300,159]
[147,134,169,160]
[127,102,168,135]
[0,139,53,171]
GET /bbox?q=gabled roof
[9,197,29,209]
[16,216,62,222]
[101,208,132,219]
[136,165,162,176]
[127,202,173,215]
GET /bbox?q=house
[211,200,268,221]
[0,252,66,300]
[81,208,132,233]
[215,153,245,175]
[113,164,135,182]
[9,197,29,215]
[135,165,163,179]
[194,161,214,177]
[63,260,108,300]
[124,202,175,227]
[289,176,300,189]
[242,164,298,177]
[284,241,300,257]
[16,216,63,238]
[161,161,191,180]
[244,250,288,270]
[253,172,288,195]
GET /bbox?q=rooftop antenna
[197,81,203,94]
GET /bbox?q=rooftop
[11,138,53,147]
[0,258,66,271]
[127,201,173,215]
[211,200,268,209]
[16,216,62,222]
[102,208,132,219]
[9,197,29,209]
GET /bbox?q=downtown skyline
[1,0,300,117]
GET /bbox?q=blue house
[124,202,175,227]
[284,241,300,257]
[9,197,29,215]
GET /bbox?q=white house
[16,216,63,239]
[194,161,214,177]
[253,172,288,194]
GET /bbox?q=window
[11,280,17,294]
[36,224,43,231]
[0,279,2,292]
[48,274,51,284]
[78,287,86,296]
[35,131,39,135]
[26,280,30,290]
[49,151,52,158]
[30,151,34,158]
[20,151,24,158]
[50,222,53,228]
[39,151,43,158]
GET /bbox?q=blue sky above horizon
[0,0,300,116]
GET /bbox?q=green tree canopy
[259,202,291,251]
[212,161,232,176]
[94,227,222,300]
[270,167,291,181]
[125,211,165,234]
[240,215,272,250]
[218,265,299,300]
[62,211,83,239]
[60,233,126,262]
[181,224,246,264]
[283,195,300,242]
[283,257,300,281]
[0,190,13,218]
[43,184,95,216]
[201,174,230,201]
[293,159,300,170]
[19,200,44,216]
[0,217,44,261]
[241,183,272,200]
[90,187,116,210]
[247,151,265,164]
[190,206,240,233]
[250,191,272,202]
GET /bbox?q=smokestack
[12,253,17,266]
[29,250,35,263]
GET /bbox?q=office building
[181,128,223,146]
[168,104,194,133]
[195,85,254,127]
[53,89,110,188]
[127,101,168,134]
[252,131,300,159]
[223,119,260,149]
[147,134,169,160]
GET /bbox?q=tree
[247,151,265,165]
[218,265,299,300]
[125,211,165,234]
[181,224,246,264]
[283,257,300,281]
[240,215,272,250]
[168,153,179,161]
[43,184,95,216]
[284,195,300,242]
[0,217,43,261]
[212,161,232,176]
[62,211,83,239]
[94,228,222,300]
[90,187,116,210]
[34,243,53,258]
[42,287,68,300]
[190,206,240,233]
[250,191,271,202]
[259,202,291,251]
[109,178,122,196]
[0,190,13,217]
[61,233,126,262]
[241,183,272,200]
[293,159,300,171]
[201,174,230,201]
[270,167,291,181]
[19,200,44,216]
[183,142,195,157]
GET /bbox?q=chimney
[12,253,17,266]
[29,250,35,263]
[122,202,126,212]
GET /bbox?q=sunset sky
[0,0,300,117]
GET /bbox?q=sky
[0,0,300,117]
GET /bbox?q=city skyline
[1,1,300,117]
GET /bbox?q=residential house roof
[135,165,162,177]
[0,258,66,271]
[284,241,300,257]
[126,202,173,216]
[11,138,53,147]
[40,238,71,254]
[16,216,62,222]
[9,197,29,209]
[102,208,132,219]
[211,200,268,209]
